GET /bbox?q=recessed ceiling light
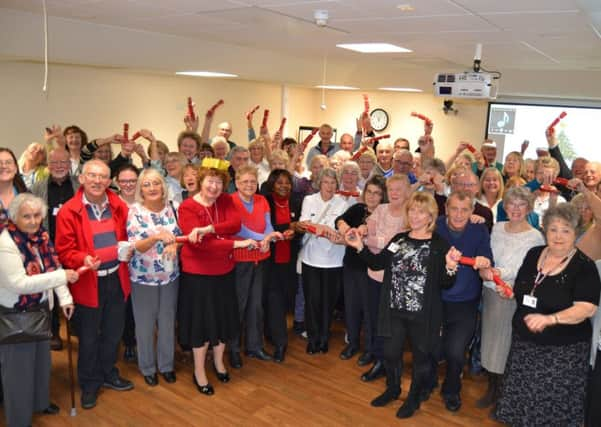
[397,4,415,12]
[176,71,238,78]
[379,87,423,92]
[315,85,359,90]
[336,43,412,53]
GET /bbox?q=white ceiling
[1,0,601,99]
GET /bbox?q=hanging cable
[42,0,49,92]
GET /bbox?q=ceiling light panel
[336,43,412,53]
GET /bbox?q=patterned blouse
[127,202,181,286]
[389,236,431,313]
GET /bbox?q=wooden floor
[3,321,503,427]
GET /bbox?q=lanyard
[530,248,575,296]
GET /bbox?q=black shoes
[81,391,97,410]
[476,372,499,408]
[397,394,421,418]
[161,371,177,384]
[357,352,375,366]
[50,335,63,351]
[306,342,318,355]
[123,346,137,363]
[193,373,214,396]
[361,360,386,382]
[229,351,243,369]
[443,394,462,412]
[370,388,400,407]
[293,321,305,335]
[144,374,158,387]
[245,349,273,361]
[40,403,60,415]
[319,342,329,354]
[103,376,134,391]
[339,344,359,360]
[213,365,230,383]
[273,346,286,363]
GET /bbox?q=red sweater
[231,192,270,233]
[55,187,131,308]
[178,193,241,275]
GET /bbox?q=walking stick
[65,315,77,416]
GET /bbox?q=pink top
[364,203,407,282]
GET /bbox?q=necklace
[531,247,576,296]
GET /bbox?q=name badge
[387,242,400,253]
[523,294,537,308]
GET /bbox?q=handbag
[0,301,52,345]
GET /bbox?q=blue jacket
[435,217,493,302]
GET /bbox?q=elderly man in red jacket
[56,159,133,410]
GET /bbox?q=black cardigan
[358,231,455,348]
[265,192,304,261]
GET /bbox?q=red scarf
[272,193,291,263]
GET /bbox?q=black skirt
[177,270,239,348]
[496,334,589,427]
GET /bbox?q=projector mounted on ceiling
[433,44,501,100]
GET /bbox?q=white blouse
[299,193,347,268]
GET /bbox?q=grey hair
[135,167,168,206]
[339,160,360,176]
[503,186,534,212]
[8,193,48,223]
[230,145,249,157]
[542,202,579,232]
[316,167,339,189]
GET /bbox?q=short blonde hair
[535,156,560,178]
[406,191,438,232]
[135,167,169,205]
[269,149,289,167]
[236,165,259,180]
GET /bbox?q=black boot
[476,372,499,408]
[396,380,422,418]
[370,362,401,407]
[361,359,386,382]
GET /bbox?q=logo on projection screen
[489,108,516,134]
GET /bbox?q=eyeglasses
[394,161,412,166]
[0,160,15,167]
[85,172,110,181]
[506,201,528,209]
[49,160,71,167]
[118,179,138,186]
[237,179,257,186]
[141,181,162,188]
[342,171,359,176]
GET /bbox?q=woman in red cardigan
[177,162,255,396]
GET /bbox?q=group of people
[1,100,601,427]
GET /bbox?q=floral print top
[127,202,181,286]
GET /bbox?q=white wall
[0,61,489,163]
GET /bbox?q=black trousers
[73,272,125,393]
[441,299,479,396]
[301,263,342,345]
[265,260,294,347]
[586,349,601,427]
[383,314,430,389]
[230,261,265,353]
[343,265,370,350]
[122,295,136,347]
[367,277,384,359]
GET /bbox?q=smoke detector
[314,10,329,27]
